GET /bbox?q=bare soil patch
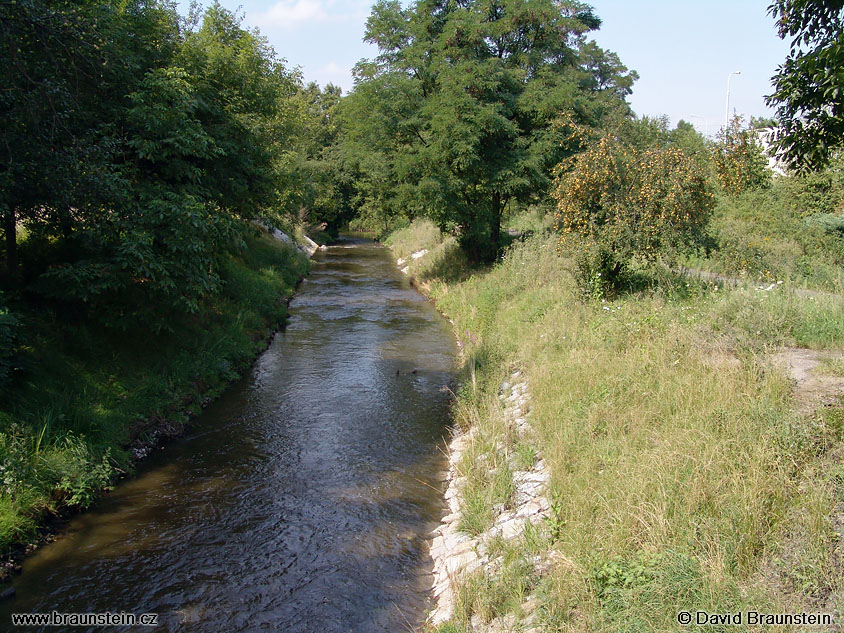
[771,348,844,415]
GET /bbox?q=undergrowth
[390,218,844,631]
[0,230,308,555]
[685,180,844,292]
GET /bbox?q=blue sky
[180,0,791,135]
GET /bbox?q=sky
[178,0,792,136]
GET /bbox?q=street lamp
[725,71,741,127]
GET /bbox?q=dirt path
[681,266,838,300]
[771,348,844,415]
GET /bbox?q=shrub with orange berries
[552,133,714,295]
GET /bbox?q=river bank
[0,236,456,632]
[385,219,844,632]
[0,227,312,585]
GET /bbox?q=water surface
[2,236,455,632]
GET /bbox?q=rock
[411,249,428,260]
[461,556,485,576]
[442,512,460,524]
[430,535,444,553]
[272,228,293,244]
[300,235,320,257]
[487,613,517,633]
[443,531,470,552]
[429,593,454,626]
[515,497,550,519]
[443,549,478,576]
[426,367,556,629]
[493,517,524,539]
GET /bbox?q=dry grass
[393,220,844,632]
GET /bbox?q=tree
[669,120,709,155]
[712,116,771,197]
[38,66,237,322]
[178,3,300,221]
[553,133,714,295]
[767,0,844,171]
[0,0,179,280]
[346,0,637,261]
[0,1,313,326]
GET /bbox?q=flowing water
[1,237,456,632]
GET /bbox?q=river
[1,236,456,632]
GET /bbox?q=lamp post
[725,71,741,127]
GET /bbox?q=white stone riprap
[250,220,321,258]
[397,250,428,276]
[427,369,553,630]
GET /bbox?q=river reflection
[1,236,456,632]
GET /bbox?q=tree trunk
[490,191,502,258]
[59,206,73,239]
[3,207,16,279]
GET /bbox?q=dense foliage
[767,0,844,170]
[0,0,337,324]
[711,116,772,197]
[339,0,637,261]
[553,132,714,293]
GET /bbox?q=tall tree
[767,0,844,171]
[1,1,311,326]
[345,0,636,261]
[0,0,178,280]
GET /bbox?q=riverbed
[1,236,456,632]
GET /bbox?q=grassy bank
[0,230,308,561]
[684,178,844,293]
[388,219,844,631]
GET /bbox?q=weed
[388,219,844,630]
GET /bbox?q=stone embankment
[394,245,554,631]
[252,219,324,257]
[427,370,553,632]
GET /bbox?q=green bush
[0,294,20,388]
[804,212,844,235]
[711,116,771,197]
[553,135,714,296]
[695,175,844,290]
[778,153,844,216]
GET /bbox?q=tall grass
[391,220,844,631]
[686,183,844,292]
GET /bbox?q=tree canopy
[767,0,844,171]
[0,0,642,319]
[0,0,338,327]
[338,0,637,261]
